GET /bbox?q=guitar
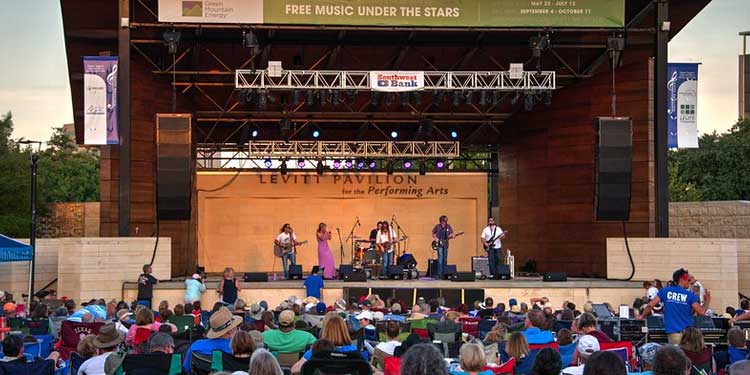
[273,240,308,257]
[375,236,409,254]
[483,230,509,251]
[431,231,464,251]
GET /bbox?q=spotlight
[368,159,377,170]
[344,159,353,169]
[312,130,320,139]
[316,160,324,175]
[296,158,306,168]
[403,160,413,169]
[264,158,273,168]
[332,159,341,169]
[390,131,398,139]
[242,30,259,49]
[251,129,259,138]
[419,162,426,175]
[386,162,394,175]
[450,131,458,139]
[280,160,288,175]
[356,159,366,169]
[163,30,181,54]
[435,159,446,169]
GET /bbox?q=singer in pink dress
[316,223,336,279]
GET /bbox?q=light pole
[741,31,749,120]
[18,140,42,312]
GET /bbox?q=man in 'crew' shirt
[639,268,710,345]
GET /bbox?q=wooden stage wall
[197,172,488,273]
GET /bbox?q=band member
[316,223,336,280]
[377,221,397,275]
[275,224,298,279]
[369,221,383,249]
[432,215,455,278]
[481,217,506,279]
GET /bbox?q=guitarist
[376,221,397,276]
[432,215,455,279]
[480,217,507,279]
[275,223,299,279]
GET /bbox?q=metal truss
[236,69,555,91]
[246,141,459,158]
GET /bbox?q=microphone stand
[392,215,407,258]
[344,217,359,266]
[336,228,344,267]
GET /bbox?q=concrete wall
[670,201,750,238]
[607,237,750,310]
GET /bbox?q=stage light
[450,131,458,139]
[403,160,413,169]
[386,162,394,175]
[258,90,268,110]
[297,158,305,168]
[356,159,366,169]
[242,30,259,49]
[344,159,353,169]
[390,130,398,139]
[332,159,341,169]
[264,158,272,168]
[312,130,320,139]
[251,129,259,138]
[163,30,181,54]
[316,160,324,175]
[280,160,288,175]
[368,159,377,170]
[435,159,446,169]
[419,162,427,175]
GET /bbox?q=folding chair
[277,352,303,368]
[210,350,251,373]
[119,352,182,375]
[189,351,213,375]
[57,321,103,360]
[300,350,372,375]
[0,358,55,375]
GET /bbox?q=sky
[0,0,748,143]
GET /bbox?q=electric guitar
[431,231,464,250]
[273,240,308,257]
[483,230,509,251]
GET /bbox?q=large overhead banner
[667,63,699,149]
[83,56,119,145]
[159,0,625,27]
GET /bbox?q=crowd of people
[2,267,750,375]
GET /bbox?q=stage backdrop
[197,172,488,274]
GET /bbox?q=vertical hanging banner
[83,56,119,145]
[667,63,699,148]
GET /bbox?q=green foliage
[0,112,99,237]
[669,119,750,201]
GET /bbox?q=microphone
[356,216,361,226]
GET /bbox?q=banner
[83,56,119,145]
[369,71,424,92]
[159,0,625,28]
[667,63,699,148]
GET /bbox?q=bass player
[480,217,508,279]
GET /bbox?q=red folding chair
[600,341,635,368]
[528,342,559,351]
[56,321,103,360]
[384,356,401,375]
[459,317,480,337]
[483,357,516,374]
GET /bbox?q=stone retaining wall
[670,201,750,238]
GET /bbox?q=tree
[669,119,750,201]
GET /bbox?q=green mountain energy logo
[182,1,203,17]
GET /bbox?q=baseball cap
[373,311,385,321]
[278,310,295,327]
[316,302,327,314]
[3,303,16,313]
[638,342,661,365]
[577,335,600,356]
[356,311,374,321]
[509,298,518,306]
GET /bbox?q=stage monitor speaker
[243,272,267,282]
[397,254,417,269]
[495,264,512,280]
[543,272,568,282]
[387,265,404,280]
[156,114,193,220]
[594,117,632,221]
[442,265,457,280]
[288,264,303,280]
[472,256,490,278]
[450,272,475,282]
[464,289,485,305]
[344,271,367,282]
[338,265,354,280]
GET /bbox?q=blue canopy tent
[0,235,32,263]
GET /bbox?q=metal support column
[118,0,131,236]
[655,0,669,237]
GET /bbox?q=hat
[249,303,264,320]
[3,303,16,313]
[510,305,521,313]
[278,301,291,310]
[373,311,385,321]
[93,323,125,348]
[278,310,295,327]
[577,335,600,356]
[259,300,269,311]
[305,303,316,313]
[509,298,518,306]
[235,299,247,311]
[391,303,402,313]
[356,311,374,321]
[417,297,426,305]
[303,297,319,305]
[287,296,298,303]
[191,273,201,280]
[638,342,661,365]
[207,307,243,339]
[316,302,327,314]
[335,299,348,311]
[293,299,303,307]
[116,309,132,321]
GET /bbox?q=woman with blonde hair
[680,326,715,375]
[246,348,283,375]
[483,323,507,363]
[291,314,368,373]
[452,342,494,375]
[505,332,532,374]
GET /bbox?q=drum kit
[350,236,408,269]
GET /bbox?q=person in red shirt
[576,313,612,343]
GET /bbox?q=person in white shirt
[375,321,402,357]
[480,217,506,279]
[78,323,124,375]
[376,221,397,276]
[274,224,299,280]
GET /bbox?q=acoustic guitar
[375,236,408,254]
[431,231,464,250]
[273,240,308,257]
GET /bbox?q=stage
[122,275,645,311]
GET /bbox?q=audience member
[522,310,554,344]
[507,332,532,374]
[727,327,750,364]
[291,314,367,372]
[182,306,242,373]
[0,334,60,366]
[730,360,750,375]
[576,313,612,343]
[231,330,257,358]
[477,298,496,319]
[562,335,600,375]
[79,323,124,375]
[183,274,205,304]
[375,321,402,356]
[736,300,750,317]
[245,348,283,375]
[556,328,575,367]
[582,351,626,375]
[450,342,493,375]
[531,347,563,375]
[400,343,450,375]
[149,332,174,354]
[126,307,162,345]
[393,333,424,357]
[652,345,690,375]
[630,342,661,375]
[262,310,316,355]
[260,311,276,331]
[76,334,98,361]
[679,327,714,374]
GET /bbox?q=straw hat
[93,323,124,349]
[207,307,242,339]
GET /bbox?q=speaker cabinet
[288,264,303,280]
[397,254,417,269]
[156,114,193,220]
[495,264,512,280]
[543,272,568,282]
[450,272,476,282]
[338,265,354,280]
[243,272,267,282]
[387,265,404,279]
[442,265,457,280]
[471,256,490,278]
[594,117,633,221]
[344,271,367,282]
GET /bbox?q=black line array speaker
[594,117,633,221]
[156,114,193,220]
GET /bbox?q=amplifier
[402,269,419,280]
[600,318,647,343]
[471,256,490,278]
